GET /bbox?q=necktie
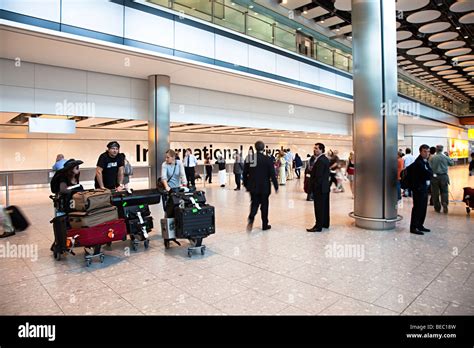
[187,156,190,167]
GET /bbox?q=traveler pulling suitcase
[161,190,215,257]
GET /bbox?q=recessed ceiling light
[320,19,325,23]
[303,7,308,14]
[297,27,301,30]
[456,26,461,30]
[249,5,254,9]
[464,36,468,39]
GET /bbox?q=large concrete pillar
[352,0,399,230]
[148,75,170,189]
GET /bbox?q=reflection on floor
[0,165,473,315]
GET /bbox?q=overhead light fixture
[281,0,287,4]
[249,5,254,9]
[335,26,340,32]
[464,35,468,39]
[320,19,325,24]
[303,7,308,14]
[456,26,461,30]
[297,27,302,30]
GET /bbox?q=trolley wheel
[187,250,193,258]
[201,248,205,255]
[100,255,105,263]
[131,240,137,251]
[164,240,170,249]
[106,242,112,247]
[86,259,91,267]
[54,251,61,261]
[467,207,471,214]
[144,239,150,249]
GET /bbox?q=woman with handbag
[122,154,133,190]
[159,149,187,212]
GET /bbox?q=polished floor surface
[1,165,473,315]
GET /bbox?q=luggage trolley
[161,190,215,257]
[111,189,162,251]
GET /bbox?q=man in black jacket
[409,144,433,235]
[243,141,279,232]
[307,143,330,232]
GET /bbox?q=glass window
[274,26,296,52]
[316,43,334,65]
[214,1,245,33]
[334,51,349,71]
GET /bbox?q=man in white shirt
[184,148,198,187]
[403,148,416,197]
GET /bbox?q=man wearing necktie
[184,148,197,188]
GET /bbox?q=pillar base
[349,212,402,231]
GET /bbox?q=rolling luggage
[68,206,118,229]
[174,205,215,239]
[165,191,207,218]
[463,187,474,215]
[118,204,151,220]
[72,189,111,212]
[67,219,128,266]
[5,205,30,232]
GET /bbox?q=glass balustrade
[144,0,469,115]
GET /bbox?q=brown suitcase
[68,206,118,228]
[72,189,111,212]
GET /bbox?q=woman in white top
[161,149,187,213]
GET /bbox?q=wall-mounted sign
[449,138,469,159]
[29,118,76,134]
[468,129,474,140]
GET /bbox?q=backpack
[400,165,414,190]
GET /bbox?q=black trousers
[295,168,301,179]
[205,165,212,183]
[248,193,270,228]
[313,192,330,229]
[185,167,195,187]
[235,174,241,189]
[410,188,428,230]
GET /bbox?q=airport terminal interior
[1,0,474,316]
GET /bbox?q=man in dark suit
[410,144,433,235]
[243,141,279,232]
[307,143,330,232]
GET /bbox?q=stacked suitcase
[161,190,215,257]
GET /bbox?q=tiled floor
[0,165,473,315]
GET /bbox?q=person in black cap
[95,141,124,190]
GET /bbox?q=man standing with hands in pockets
[307,143,330,232]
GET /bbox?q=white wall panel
[319,69,336,91]
[248,46,276,74]
[214,35,249,67]
[34,89,87,115]
[124,7,174,49]
[276,54,299,80]
[170,85,201,105]
[86,94,131,118]
[174,22,215,58]
[336,75,352,95]
[1,0,60,22]
[35,65,87,93]
[61,0,124,37]
[0,85,35,112]
[131,79,148,100]
[130,99,147,119]
[87,72,131,98]
[0,59,34,88]
[299,62,320,86]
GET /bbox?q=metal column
[148,75,170,189]
[352,0,399,230]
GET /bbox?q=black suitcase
[6,205,30,232]
[118,204,151,220]
[126,216,153,236]
[166,191,207,217]
[111,189,161,207]
[174,205,215,239]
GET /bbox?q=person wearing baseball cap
[94,141,125,190]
